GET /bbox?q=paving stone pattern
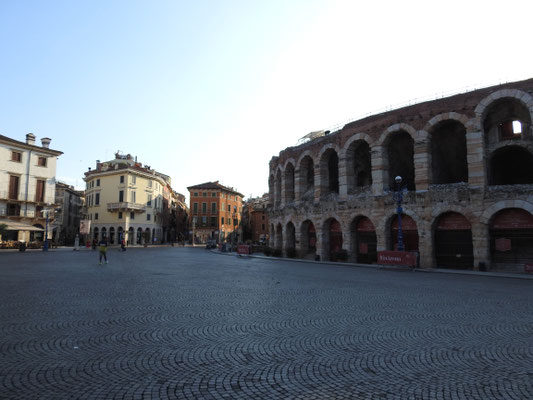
[0,248,532,399]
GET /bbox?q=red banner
[378,251,417,267]
[525,264,533,273]
[237,245,250,255]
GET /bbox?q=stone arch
[320,216,344,261]
[383,128,416,191]
[297,152,316,201]
[343,137,373,192]
[300,219,317,259]
[488,145,533,185]
[274,223,283,253]
[475,89,533,144]
[481,200,533,224]
[136,227,142,244]
[285,221,296,257]
[109,227,115,244]
[341,133,374,156]
[283,161,296,203]
[432,211,474,269]
[318,145,341,196]
[423,112,470,133]
[378,209,421,251]
[268,174,275,206]
[275,168,282,206]
[349,215,377,264]
[427,117,469,184]
[377,123,418,146]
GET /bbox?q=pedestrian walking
[120,238,126,251]
[99,238,108,264]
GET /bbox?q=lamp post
[392,176,407,252]
[43,208,50,252]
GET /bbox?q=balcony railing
[107,202,146,213]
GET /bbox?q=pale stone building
[0,133,63,242]
[54,182,85,245]
[83,153,174,245]
[268,78,533,272]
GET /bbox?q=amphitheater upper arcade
[267,79,533,271]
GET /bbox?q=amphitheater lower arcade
[268,80,533,272]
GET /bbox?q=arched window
[387,131,415,190]
[431,121,468,184]
[490,146,533,185]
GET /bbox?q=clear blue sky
[1,0,532,200]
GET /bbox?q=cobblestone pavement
[1,248,532,399]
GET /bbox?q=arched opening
[387,131,415,190]
[152,228,156,243]
[285,222,296,257]
[350,216,377,264]
[490,208,533,266]
[390,214,419,251]
[144,228,151,244]
[431,121,468,184]
[117,227,124,244]
[275,223,283,252]
[109,227,115,244]
[483,98,531,144]
[434,212,473,269]
[489,146,533,185]
[320,149,339,195]
[299,156,315,201]
[300,220,316,260]
[101,227,107,240]
[128,227,134,245]
[136,227,142,244]
[275,169,282,206]
[284,163,295,203]
[268,174,275,206]
[324,218,343,261]
[347,141,372,192]
[93,227,99,241]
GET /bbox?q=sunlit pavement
[1,247,532,399]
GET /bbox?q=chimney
[26,133,36,145]
[41,137,51,148]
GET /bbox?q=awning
[0,220,45,232]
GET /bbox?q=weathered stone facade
[268,79,533,272]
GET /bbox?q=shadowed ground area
[1,247,532,399]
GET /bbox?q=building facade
[54,182,85,245]
[83,153,174,245]
[187,181,243,243]
[242,193,269,244]
[268,78,533,272]
[0,133,63,242]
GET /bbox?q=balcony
[107,202,146,213]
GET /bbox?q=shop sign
[237,245,251,255]
[378,250,417,267]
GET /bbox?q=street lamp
[43,207,51,252]
[393,176,408,252]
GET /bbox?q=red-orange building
[242,194,269,244]
[187,181,243,243]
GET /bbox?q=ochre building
[268,78,533,272]
[188,181,243,243]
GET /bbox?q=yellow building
[83,153,173,245]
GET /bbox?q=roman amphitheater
[267,78,533,272]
